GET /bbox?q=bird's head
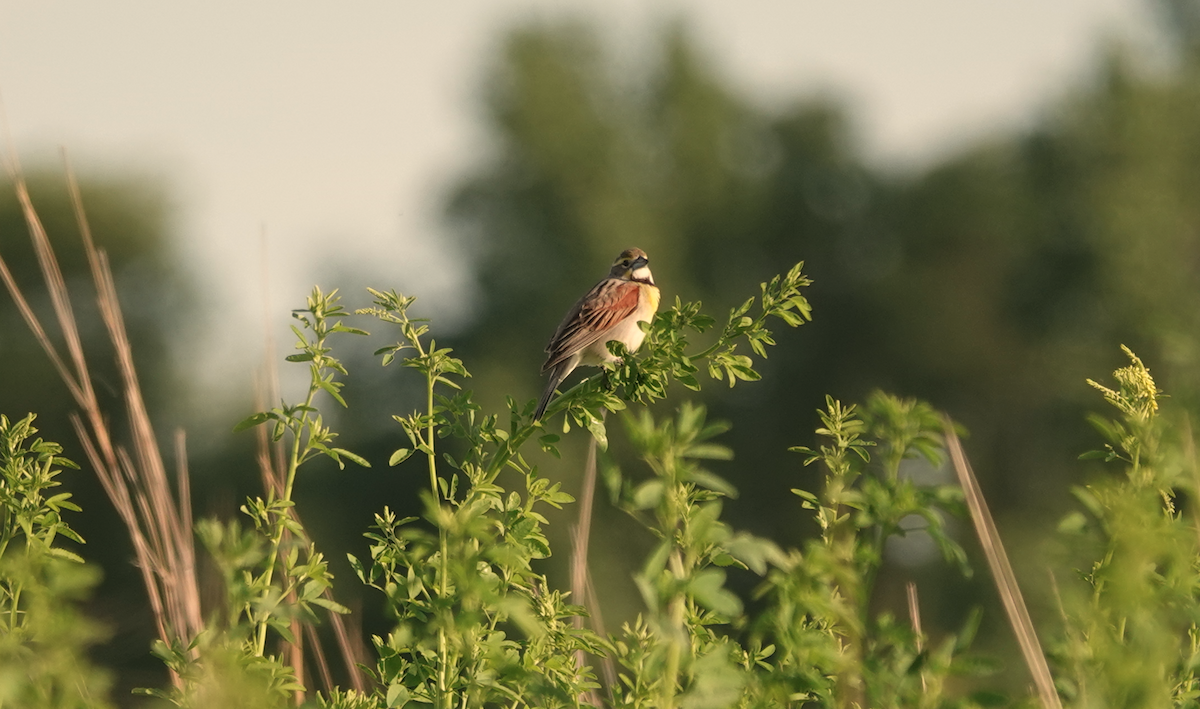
[610,247,654,285]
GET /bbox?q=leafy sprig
[230,287,367,665]
[542,261,812,443]
[354,289,601,709]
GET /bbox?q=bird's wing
[542,278,642,372]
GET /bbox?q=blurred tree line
[3,0,1200,699]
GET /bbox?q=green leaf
[318,379,349,407]
[312,597,351,614]
[331,447,371,468]
[332,325,370,337]
[46,547,85,564]
[233,412,271,433]
[1058,510,1089,534]
[688,569,742,617]
[586,415,608,450]
[686,443,734,460]
[722,533,784,575]
[631,479,665,510]
[688,470,738,497]
[389,448,414,466]
[386,683,411,708]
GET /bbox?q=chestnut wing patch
[542,279,641,371]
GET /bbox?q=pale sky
[0,0,1149,401]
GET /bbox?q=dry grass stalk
[905,581,926,693]
[570,426,599,626]
[943,421,1061,709]
[0,154,205,682]
[327,596,368,693]
[571,427,603,706]
[305,622,336,695]
[569,422,619,705]
[583,568,618,697]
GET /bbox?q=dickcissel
[534,247,661,420]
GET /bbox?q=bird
[534,247,661,420]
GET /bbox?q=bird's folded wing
[542,279,642,371]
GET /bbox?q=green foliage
[192,263,992,708]
[0,414,112,709]
[139,630,302,709]
[542,261,812,435]
[329,263,985,709]
[145,287,371,707]
[21,260,1200,709]
[350,287,602,709]
[748,393,978,709]
[24,261,1200,709]
[0,413,83,565]
[1051,347,1200,708]
[234,286,365,653]
[605,403,771,708]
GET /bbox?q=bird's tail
[534,361,573,421]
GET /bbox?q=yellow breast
[640,282,661,317]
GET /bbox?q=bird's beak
[632,255,649,269]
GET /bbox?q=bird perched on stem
[534,248,660,420]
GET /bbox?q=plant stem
[420,345,452,709]
[660,550,688,709]
[255,381,314,657]
[8,581,21,632]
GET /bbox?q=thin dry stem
[14,175,93,402]
[944,421,1061,709]
[304,621,336,696]
[905,582,926,693]
[0,254,83,402]
[584,568,618,698]
[290,608,305,706]
[329,600,368,694]
[571,426,600,616]
[81,181,203,642]
[71,414,174,652]
[1,156,204,687]
[176,429,198,611]
[572,418,603,706]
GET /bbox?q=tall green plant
[605,403,778,709]
[339,263,813,709]
[145,287,368,708]
[1053,347,1200,708]
[350,288,601,708]
[0,413,112,709]
[236,287,366,658]
[747,393,983,709]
